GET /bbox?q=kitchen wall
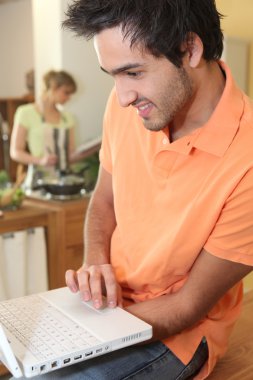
[216,0,253,292]
[217,0,253,98]
[0,0,113,144]
[32,0,113,143]
[0,0,34,97]
[1,1,252,143]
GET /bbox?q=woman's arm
[10,123,57,166]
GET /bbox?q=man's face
[94,27,193,132]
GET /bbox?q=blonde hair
[43,70,77,93]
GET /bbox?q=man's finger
[77,269,91,301]
[89,266,103,309]
[102,267,118,308]
[65,269,79,292]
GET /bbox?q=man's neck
[170,61,225,142]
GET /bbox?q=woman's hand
[38,153,58,167]
[65,263,123,309]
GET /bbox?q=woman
[10,70,78,189]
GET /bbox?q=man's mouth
[135,102,153,118]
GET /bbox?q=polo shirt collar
[162,61,245,158]
[191,61,245,157]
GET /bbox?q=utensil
[37,174,85,196]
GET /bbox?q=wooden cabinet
[0,202,55,377]
[0,96,34,180]
[24,196,90,289]
[0,202,57,290]
[0,195,89,290]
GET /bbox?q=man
[59,1,253,379]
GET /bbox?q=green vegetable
[12,188,25,206]
[0,186,25,209]
[0,170,10,186]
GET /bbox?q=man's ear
[184,32,203,68]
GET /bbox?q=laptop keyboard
[0,294,101,361]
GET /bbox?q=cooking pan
[37,174,85,196]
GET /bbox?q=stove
[25,188,88,202]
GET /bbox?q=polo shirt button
[162,137,168,145]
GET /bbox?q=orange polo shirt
[99,61,253,379]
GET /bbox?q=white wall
[0,0,113,144]
[222,36,249,93]
[32,0,113,143]
[32,0,62,99]
[0,0,34,97]
[61,0,114,141]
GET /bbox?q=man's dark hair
[63,0,224,67]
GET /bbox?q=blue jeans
[14,339,208,380]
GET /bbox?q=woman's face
[52,85,75,104]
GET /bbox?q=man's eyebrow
[100,63,142,76]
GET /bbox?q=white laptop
[0,287,152,378]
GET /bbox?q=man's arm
[126,249,252,341]
[84,166,115,265]
[65,166,120,308]
[66,166,252,339]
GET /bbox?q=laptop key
[0,295,102,361]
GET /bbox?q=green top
[14,103,75,158]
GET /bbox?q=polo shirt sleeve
[99,89,116,175]
[204,167,253,266]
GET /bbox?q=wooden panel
[66,245,84,272]
[0,364,9,376]
[63,197,88,247]
[0,96,34,180]
[0,204,49,233]
[208,290,253,379]
[65,214,85,247]
[0,201,58,291]
[243,272,253,292]
[24,196,90,289]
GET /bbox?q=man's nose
[115,81,138,108]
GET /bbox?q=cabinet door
[66,245,84,273]
[0,97,34,180]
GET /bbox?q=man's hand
[65,263,122,309]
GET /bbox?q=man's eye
[126,71,140,77]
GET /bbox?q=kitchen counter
[0,202,56,289]
[0,195,90,290]
[24,195,90,289]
